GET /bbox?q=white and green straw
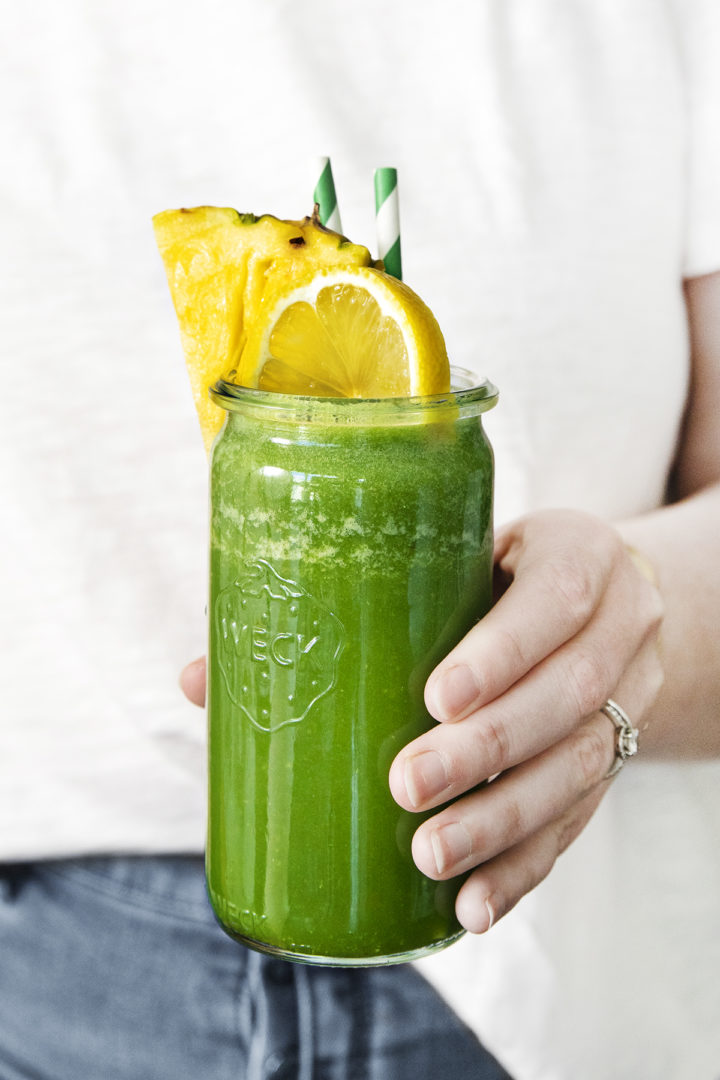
[374,167,402,280]
[313,156,343,232]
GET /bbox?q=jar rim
[209,366,498,423]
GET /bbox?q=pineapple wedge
[153,206,373,450]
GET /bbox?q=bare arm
[619,271,720,754]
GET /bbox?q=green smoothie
[206,374,497,965]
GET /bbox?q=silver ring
[601,699,640,778]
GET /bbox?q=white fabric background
[2,1,720,1077]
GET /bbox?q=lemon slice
[239,266,450,398]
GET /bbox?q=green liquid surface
[206,407,494,964]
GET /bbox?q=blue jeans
[0,857,512,1079]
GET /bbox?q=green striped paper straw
[313,156,342,232]
[374,167,402,280]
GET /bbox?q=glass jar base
[217,925,466,967]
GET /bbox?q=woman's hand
[389,509,664,933]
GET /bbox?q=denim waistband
[29,855,211,922]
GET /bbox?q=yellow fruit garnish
[239,266,450,399]
[153,206,373,450]
[153,206,450,448]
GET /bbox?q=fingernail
[404,751,449,808]
[485,897,495,931]
[430,822,473,875]
[430,665,479,721]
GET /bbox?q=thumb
[180,656,206,707]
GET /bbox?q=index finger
[425,523,613,723]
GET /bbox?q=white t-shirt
[2,1,720,1077]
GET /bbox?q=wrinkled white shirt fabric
[2,1,720,1077]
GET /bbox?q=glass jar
[205,369,498,965]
